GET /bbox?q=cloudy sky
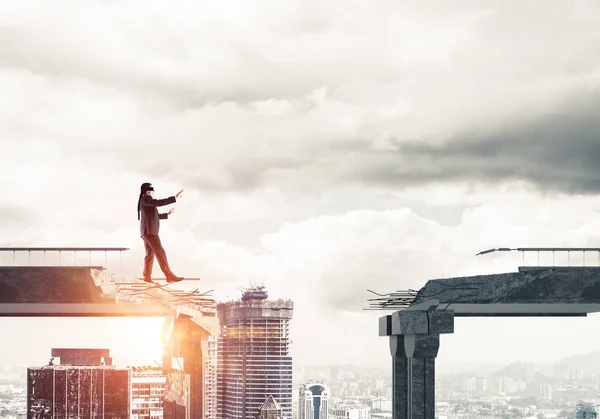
[2,0,600,372]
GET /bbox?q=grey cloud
[225,157,305,190]
[153,156,316,194]
[212,90,600,194]
[0,23,334,109]
[4,1,600,199]
[353,92,600,194]
[92,88,600,197]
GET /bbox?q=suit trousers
[142,234,173,279]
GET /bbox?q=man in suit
[137,182,184,283]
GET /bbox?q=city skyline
[6,353,600,418]
[2,0,600,373]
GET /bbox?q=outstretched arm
[140,195,176,208]
[159,207,176,220]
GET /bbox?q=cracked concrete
[0,267,107,303]
[0,267,173,316]
[413,268,600,305]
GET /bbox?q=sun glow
[120,317,166,366]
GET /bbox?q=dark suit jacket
[139,195,176,236]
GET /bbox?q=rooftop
[259,395,282,412]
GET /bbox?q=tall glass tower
[217,286,293,419]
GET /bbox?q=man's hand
[175,189,184,199]
[168,208,176,215]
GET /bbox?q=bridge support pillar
[379,304,454,419]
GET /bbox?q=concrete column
[380,303,454,419]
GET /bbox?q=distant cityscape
[4,357,600,418]
[3,327,600,418]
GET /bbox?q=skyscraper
[329,367,339,386]
[299,383,329,419]
[217,286,293,419]
[204,335,218,419]
[27,349,129,418]
[130,366,166,419]
[538,383,552,401]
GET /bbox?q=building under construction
[217,286,293,419]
